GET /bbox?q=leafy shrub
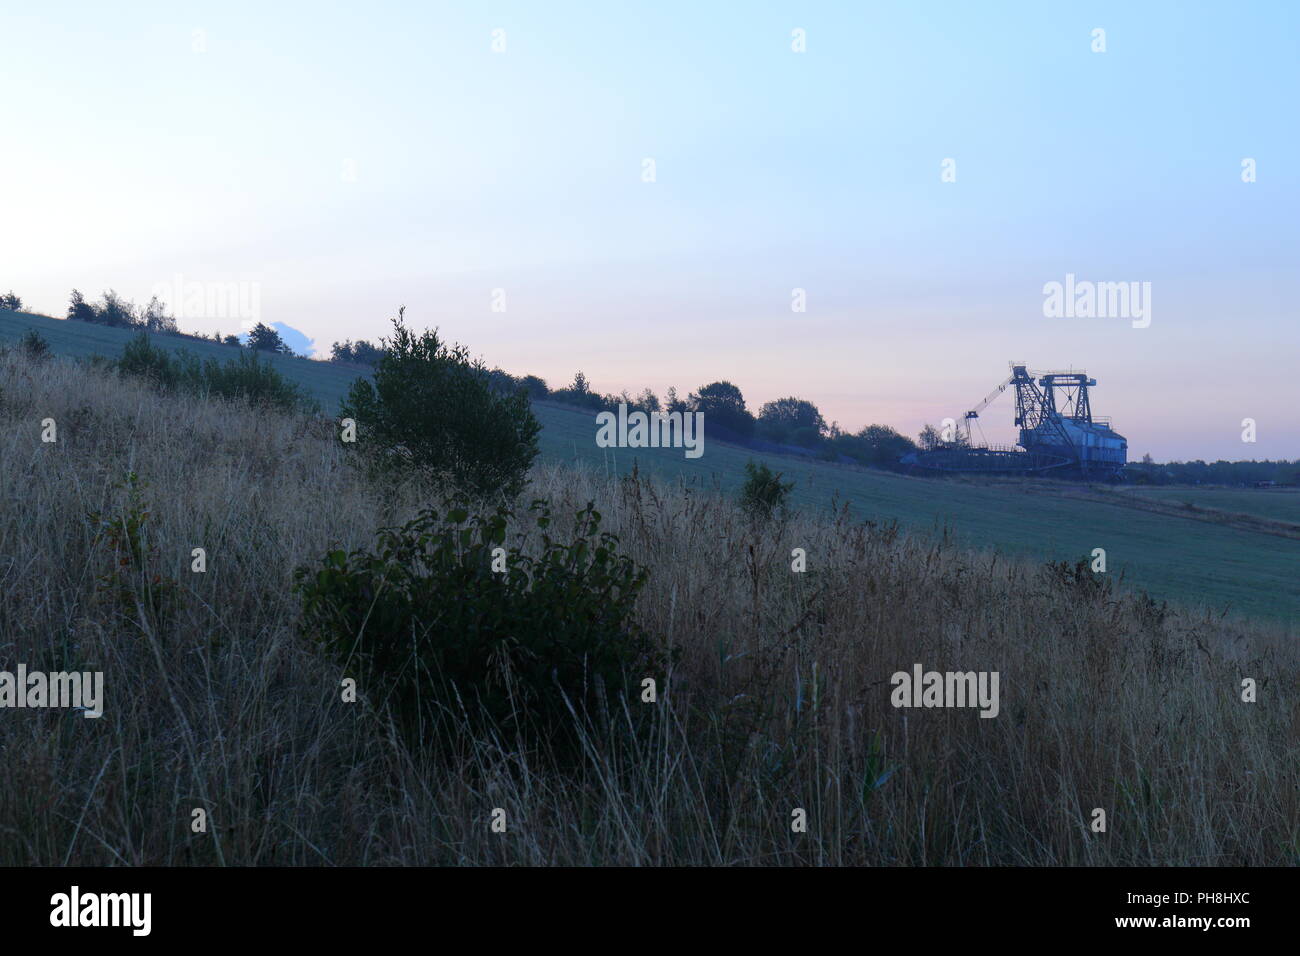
[1040,556,1112,600]
[339,310,540,498]
[740,460,794,519]
[294,498,667,749]
[202,349,315,409]
[118,332,182,387]
[116,332,316,413]
[86,472,179,634]
[19,329,50,362]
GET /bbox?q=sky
[1,0,1297,461]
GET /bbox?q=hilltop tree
[550,371,606,410]
[690,381,755,438]
[757,396,827,448]
[140,295,177,334]
[330,338,385,366]
[246,322,290,354]
[97,290,137,328]
[830,424,916,465]
[67,289,98,323]
[0,291,22,311]
[519,375,549,400]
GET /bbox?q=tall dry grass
[0,350,1295,865]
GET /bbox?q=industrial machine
[906,363,1127,478]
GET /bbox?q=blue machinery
[908,364,1128,477]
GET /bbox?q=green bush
[116,332,316,413]
[118,332,181,387]
[740,460,794,520]
[293,498,667,748]
[339,310,540,499]
[19,329,50,362]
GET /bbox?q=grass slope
[3,307,1295,624]
[1,349,1295,865]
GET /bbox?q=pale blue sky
[2,1,1296,460]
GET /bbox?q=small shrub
[19,329,50,362]
[118,332,181,387]
[1040,556,1112,600]
[339,309,540,499]
[86,472,179,634]
[740,460,794,520]
[201,348,316,410]
[116,332,316,413]
[293,498,667,749]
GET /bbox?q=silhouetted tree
[350,340,384,365]
[96,290,138,328]
[67,289,98,323]
[690,381,755,438]
[757,396,827,448]
[665,386,689,414]
[519,375,549,400]
[246,322,289,353]
[141,295,177,333]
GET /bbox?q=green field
[3,307,1295,626]
[1120,485,1300,525]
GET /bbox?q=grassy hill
[4,306,1296,625]
[2,342,1295,866]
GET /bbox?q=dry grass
[0,351,1295,865]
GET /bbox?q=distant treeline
[57,288,304,356]
[469,368,920,469]
[1125,458,1299,487]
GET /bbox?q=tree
[141,295,177,334]
[339,309,541,498]
[519,375,549,400]
[486,367,520,395]
[330,339,384,365]
[0,291,22,311]
[757,396,827,448]
[246,322,289,353]
[350,340,384,365]
[97,290,138,328]
[856,424,916,464]
[67,289,98,323]
[550,370,606,410]
[690,381,755,438]
[635,388,660,413]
